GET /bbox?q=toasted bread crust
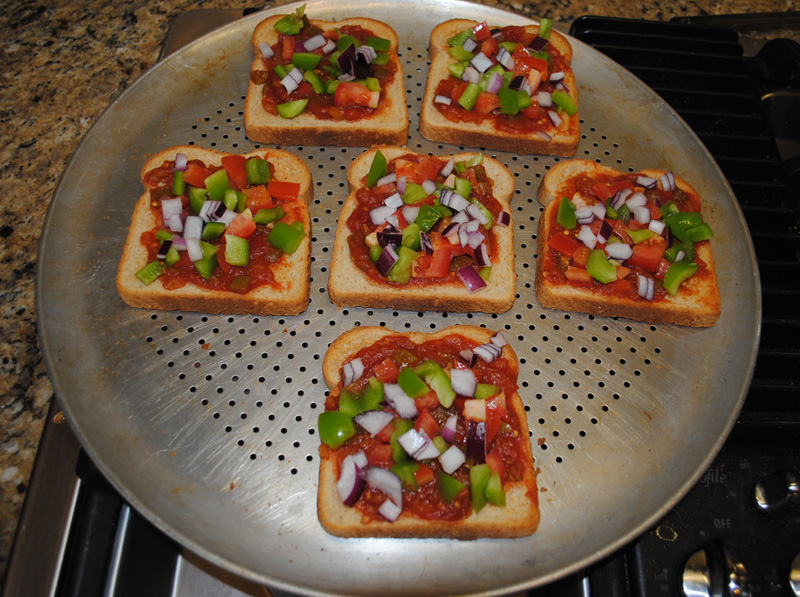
[244,16,409,147]
[420,20,579,156]
[327,146,517,313]
[116,145,313,316]
[318,325,539,539]
[534,160,721,327]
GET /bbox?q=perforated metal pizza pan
[36,1,760,595]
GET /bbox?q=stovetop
[4,11,800,597]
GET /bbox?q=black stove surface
[4,14,800,597]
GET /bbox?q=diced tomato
[413,254,433,277]
[452,397,466,417]
[591,182,613,201]
[267,180,301,201]
[414,391,441,413]
[612,220,634,245]
[473,21,492,41]
[627,243,666,272]
[414,408,441,439]
[226,211,257,239]
[373,357,400,383]
[373,182,398,195]
[216,245,232,274]
[480,36,498,58]
[220,155,248,190]
[655,258,671,281]
[376,419,396,443]
[334,82,379,109]
[182,163,210,188]
[414,464,435,486]
[241,185,273,211]
[649,203,663,220]
[564,265,593,285]
[608,180,635,194]
[573,246,590,268]
[627,219,646,231]
[395,210,409,231]
[366,443,394,468]
[548,231,582,256]
[416,156,443,183]
[485,393,508,444]
[474,91,500,115]
[425,245,457,277]
[485,448,507,484]
[512,44,548,77]
[281,36,295,62]
[521,105,540,119]
[588,218,603,236]
[616,265,632,280]
[451,81,469,103]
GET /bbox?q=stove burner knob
[683,539,750,597]
[754,470,800,517]
[791,553,800,597]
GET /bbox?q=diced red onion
[491,28,503,38]
[342,358,364,386]
[199,200,222,223]
[354,410,394,437]
[450,210,470,225]
[161,197,183,221]
[385,213,400,230]
[383,192,404,209]
[337,44,356,73]
[440,189,469,211]
[366,467,402,507]
[548,109,562,128]
[626,192,647,208]
[441,158,455,178]
[649,219,667,235]
[157,239,173,259]
[549,71,565,82]
[434,95,452,105]
[337,72,356,82]
[303,34,326,52]
[383,383,418,419]
[462,38,478,53]
[510,75,531,94]
[397,175,406,195]
[173,153,188,172]
[535,130,552,142]
[462,65,480,83]
[637,274,655,301]
[591,202,607,220]
[631,205,651,224]
[185,237,203,262]
[439,445,466,474]
[496,47,514,70]
[442,222,460,238]
[337,452,366,506]
[370,204,396,225]
[596,219,613,244]
[527,69,542,94]
[376,172,397,187]
[528,35,549,52]
[321,38,337,54]
[605,242,633,261]
[676,250,686,261]
[218,210,237,227]
[451,368,477,397]
[486,71,503,93]
[611,188,631,210]
[473,343,501,363]
[183,215,203,240]
[441,414,458,444]
[466,420,487,463]
[355,45,377,65]
[377,227,402,248]
[294,40,306,53]
[575,205,595,225]
[422,179,437,194]
[459,349,478,368]
[378,499,401,522]
[414,431,442,461]
[398,428,427,458]
[402,205,420,225]
[281,68,303,93]
[475,243,491,267]
[577,225,597,249]
[466,203,490,226]
[171,236,187,250]
[376,245,399,277]
[258,42,274,59]
[636,175,658,189]
[166,214,184,233]
[457,266,487,292]
[420,232,433,255]
[660,172,676,191]
[491,332,508,347]
[498,211,511,226]
[538,91,552,107]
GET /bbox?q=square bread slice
[535,159,721,326]
[318,325,540,539]
[327,146,517,313]
[116,145,312,316]
[420,19,579,156]
[244,13,409,146]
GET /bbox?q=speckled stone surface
[0,0,796,582]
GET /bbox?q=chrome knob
[790,553,800,597]
[754,470,800,516]
[683,539,750,597]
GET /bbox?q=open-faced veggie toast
[116,145,312,316]
[327,146,516,313]
[244,6,408,146]
[420,19,579,156]
[318,325,539,539]
[534,159,721,327]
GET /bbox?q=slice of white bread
[116,145,312,316]
[535,159,721,327]
[420,19,579,156]
[244,15,409,146]
[318,325,540,539]
[328,146,517,313]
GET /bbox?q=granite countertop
[0,0,796,583]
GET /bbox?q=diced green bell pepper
[246,158,271,185]
[135,261,164,285]
[498,41,519,54]
[663,261,698,296]
[448,61,469,79]
[277,99,309,119]
[587,249,617,284]
[627,228,656,244]
[539,18,553,40]
[369,244,382,262]
[498,87,520,115]
[485,472,506,506]
[172,170,185,196]
[367,36,391,52]
[391,461,420,491]
[189,186,207,215]
[401,222,422,251]
[660,201,680,217]
[438,470,466,504]
[273,6,305,35]
[337,34,359,51]
[372,52,391,66]
[230,275,250,293]
[402,183,430,204]
[224,234,250,267]
[415,204,452,232]
[253,206,286,225]
[516,89,532,111]
[432,435,448,454]
[155,229,173,242]
[478,266,491,281]
[664,240,696,263]
[338,389,362,419]
[223,188,240,212]
[203,168,230,202]
[475,383,500,400]
[397,367,429,398]
[413,361,456,408]
[552,90,578,116]
[318,411,356,450]
[366,149,388,188]
[466,155,484,168]
[267,221,306,254]
[291,52,321,70]
[449,45,475,62]
[454,160,467,175]
[194,241,219,279]
[470,463,492,513]
[365,77,381,92]
[617,203,631,224]
[447,27,476,47]
[201,221,226,241]
[454,176,471,199]
[682,222,714,243]
[360,377,385,411]
[164,246,180,267]
[557,196,577,229]
[457,82,481,110]
[387,246,417,284]
[390,419,414,462]
[303,70,325,94]
[605,199,619,220]
[274,63,290,80]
